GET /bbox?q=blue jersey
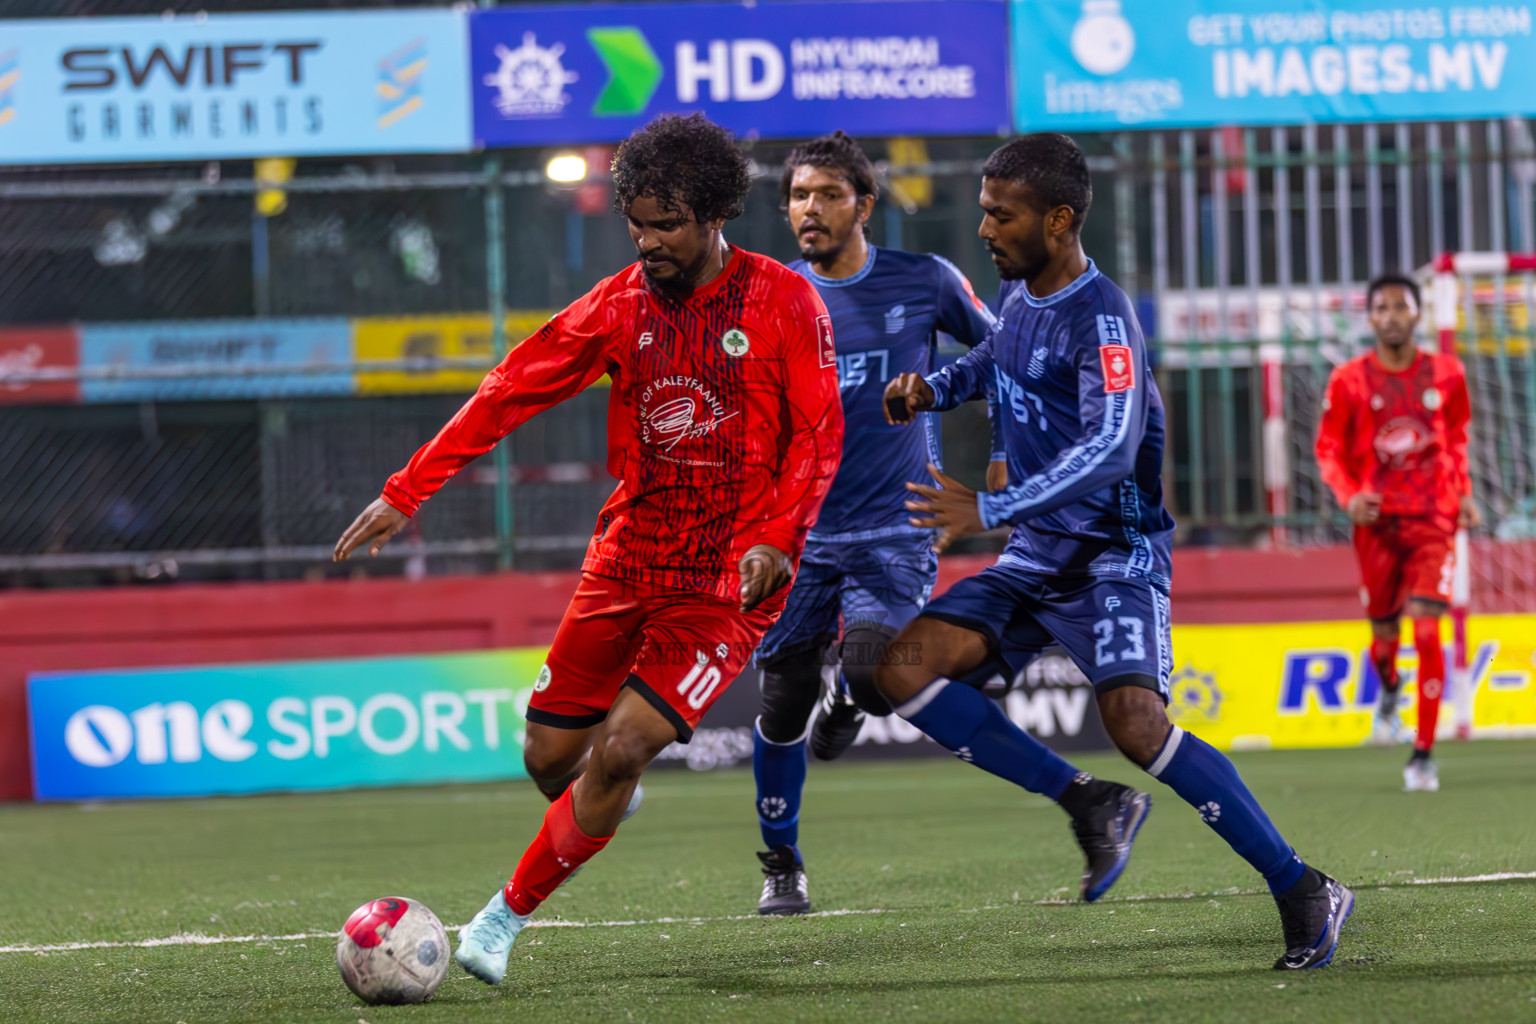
[925,260,1175,586]
[793,246,1000,541]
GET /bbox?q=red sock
[1413,617,1444,753]
[504,788,611,916]
[1370,635,1401,692]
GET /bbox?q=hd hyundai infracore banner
[468,1,1011,147]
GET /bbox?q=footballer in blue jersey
[750,132,1005,915]
[878,133,1354,970]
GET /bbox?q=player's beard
[987,223,1049,282]
[640,253,699,298]
[797,222,849,264]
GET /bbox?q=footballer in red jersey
[1316,273,1479,791]
[333,114,843,984]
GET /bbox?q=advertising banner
[470,1,1011,147]
[0,326,79,404]
[28,650,542,801]
[78,318,353,402]
[28,614,1534,799]
[0,10,471,165]
[353,312,553,395]
[1011,0,1536,130]
[1167,614,1536,749]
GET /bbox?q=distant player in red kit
[1316,273,1479,792]
[333,114,843,983]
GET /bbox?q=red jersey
[1315,349,1471,531]
[382,247,844,603]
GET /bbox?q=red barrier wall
[0,544,1406,801]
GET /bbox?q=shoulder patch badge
[816,315,835,368]
[1100,344,1135,393]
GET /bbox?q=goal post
[1426,252,1536,738]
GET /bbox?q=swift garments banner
[0,10,471,164]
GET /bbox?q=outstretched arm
[335,297,610,561]
[929,256,1007,487]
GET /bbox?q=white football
[336,897,450,1005]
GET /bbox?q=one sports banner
[0,10,471,165]
[469,0,1010,147]
[1011,0,1536,131]
[28,650,543,801]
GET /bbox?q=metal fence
[4,121,1536,599]
[0,137,1055,587]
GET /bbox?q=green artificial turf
[4,742,1535,1023]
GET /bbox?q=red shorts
[1353,516,1455,620]
[526,572,779,742]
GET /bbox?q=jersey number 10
[676,661,724,710]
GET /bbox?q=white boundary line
[4,872,1533,956]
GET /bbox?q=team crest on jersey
[1370,394,1386,411]
[1027,346,1048,378]
[885,305,907,335]
[535,664,552,692]
[1423,386,1442,410]
[720,329,749,357]
[638,376,739,458]
[1100,344,1135,393]
[816,315,836,368]
[1374,416,1431,467]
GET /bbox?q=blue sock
[1146,727,1306,895]
[753,718,807,851]
[896,679,1079,799]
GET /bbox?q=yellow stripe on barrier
[353,312,555,396]
[1165,615,1536,750]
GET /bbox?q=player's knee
[758,647,824,743]
[873,659,929,709]
[522,732,580,787]
[1096,678,1172,767]
[840,627,897,716]
[588,730,653,790]
[874,619,949,707]
[1411,616,1444,657]
[841,661,892,716]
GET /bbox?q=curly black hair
[777,130,879,209]
[611,113,753,224]
[982,133,1092,232]
[1366,273,1422,310]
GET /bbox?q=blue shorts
[921,565,1173,698]
[755,533,938,666]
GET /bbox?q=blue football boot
[455,890,530,985]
